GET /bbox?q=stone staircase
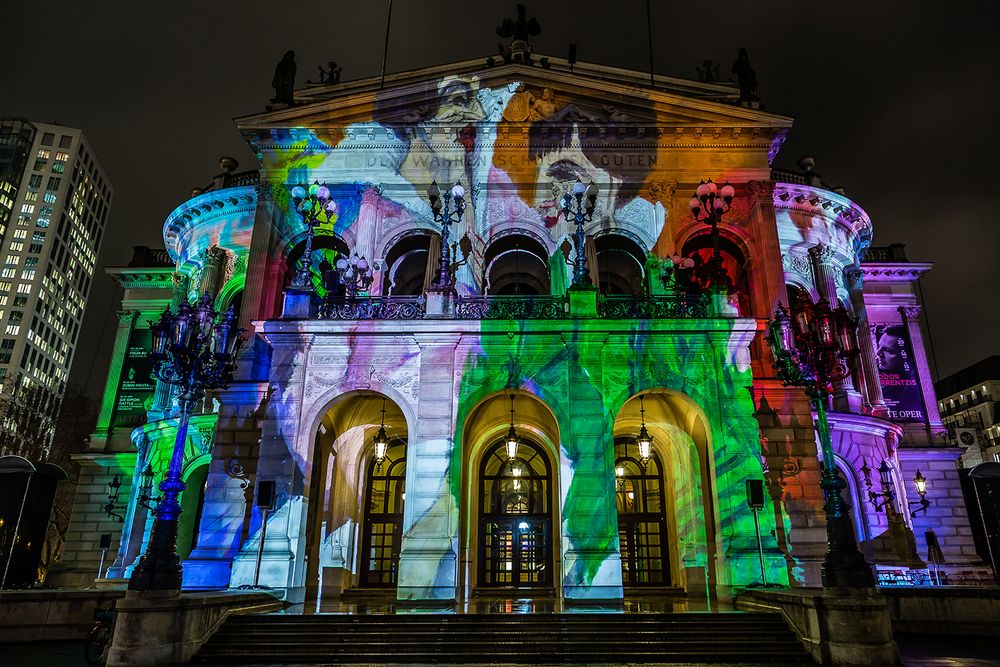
[193,611,815,664]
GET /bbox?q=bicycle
[84,606,114,665]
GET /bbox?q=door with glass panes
[478,439,552,588]
[360,439,405,586]
[615,439,670,585]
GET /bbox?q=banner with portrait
[872,321,926,423]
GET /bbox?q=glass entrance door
[361,439,405,586]
[615,439,670,585]
[479,440,552,588]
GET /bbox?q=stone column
[898,305,942,430]
[198,245,229,298]
[93,310,137,439]
[845,268,888,417]
[563,333,623,601]
[396,334,461,602]
[183,384,266,589]
[746,180,784,375]
[229,333,312,602]
[106,434,151,579]
[809,243,862,413]
[355,186,383,293]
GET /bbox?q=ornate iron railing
[317,296,426,320]
[455,295,569,320]
[597,294,709,319]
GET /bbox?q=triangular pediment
[236,55,792,136]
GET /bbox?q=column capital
[747,179,775,203]
[808,242,837,265]
[117,309,138,324]
[844,267,864,292]
[898,304,923,319]
[359,183,383,204]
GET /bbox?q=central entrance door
[478,439,552,588]
[361,439,406,586]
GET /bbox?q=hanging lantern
[636,395,653,467]
[505,394,519,461]
[373,398,390,470]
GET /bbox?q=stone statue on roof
[731,48,758,105]
[271,50,296,104]
[497,4,541,64]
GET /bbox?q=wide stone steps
[194,612,815,664]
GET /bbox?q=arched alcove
[382,233,432,296]
[594,232,646,295]
[483,234,550,295]
[458,390,561,596]
[284,234,350,294]
[303,391,408,607]
[681,231,751,313]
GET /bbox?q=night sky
[2,1,997,400]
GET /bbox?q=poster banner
[872,321,926,423]
[112,328,155,428]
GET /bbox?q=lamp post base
[128,513,182,592]
[820,472,877,589]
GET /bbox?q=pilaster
[93,310,138,441]
[845,268,888,417]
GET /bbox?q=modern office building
[0,119,112,454]
[935,356,1000,467]
[55,48,990,599]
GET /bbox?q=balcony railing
[318,295,426,320]
[313,293,711,321]
[597,294,709,319]
[455,295,568,320]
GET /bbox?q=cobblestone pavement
[6,635,998,667]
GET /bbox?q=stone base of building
[736,587,898,667]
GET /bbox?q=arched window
[594,233,646,295]
[681,232,750,313]
[615,438,670,585]
[478,439,552,587]
[382,234,431,296]
[284,234,349,295]
[483,234,550,295]
[361,439,406,586]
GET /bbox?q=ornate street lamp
[289,182,338,291]
[373,398,390,472]
[103,476,125,523]
[559,179,599,288]
[688,179,736,289]
[426,181,466,289]
[504,394,519,461]
[128,294,245,592]
[863,459,896,512]
[767,291,876,588]
[636,395,653,468]
[334,253,375,298]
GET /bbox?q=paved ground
[6,635,998,667]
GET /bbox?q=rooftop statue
[318,61,342,84]
[497,4,541,63]
[271,50,297,105]
[731,48,759,105]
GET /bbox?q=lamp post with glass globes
[426,181,466,289]
[289,181,338,291]
[688,179,736,290]
[767,291,876,588]
[559,180,599,288]
[334,253,375,298]
[127,294,245,592]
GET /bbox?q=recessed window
[33,159,47,171]
[28,174,42,189]
[41,133,55,146]
[51,163,64,174]
[58,135,72,149]
[36,149,50,159]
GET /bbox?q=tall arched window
[361,439,406,586]
[615,438,670,585]
[382,234,431,295]
[478,439,552,587]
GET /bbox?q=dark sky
[2,1,998,400]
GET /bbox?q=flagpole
[380,0,393,89]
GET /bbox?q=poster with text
[872,321,926,423]
[112,328,155,428]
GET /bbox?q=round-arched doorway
[478,439,553,588]
[360,438,406,587]
[614,438,670,585]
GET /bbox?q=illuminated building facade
[0,119,111,453]
[57,57,987,597]
[935,356,1000,467]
